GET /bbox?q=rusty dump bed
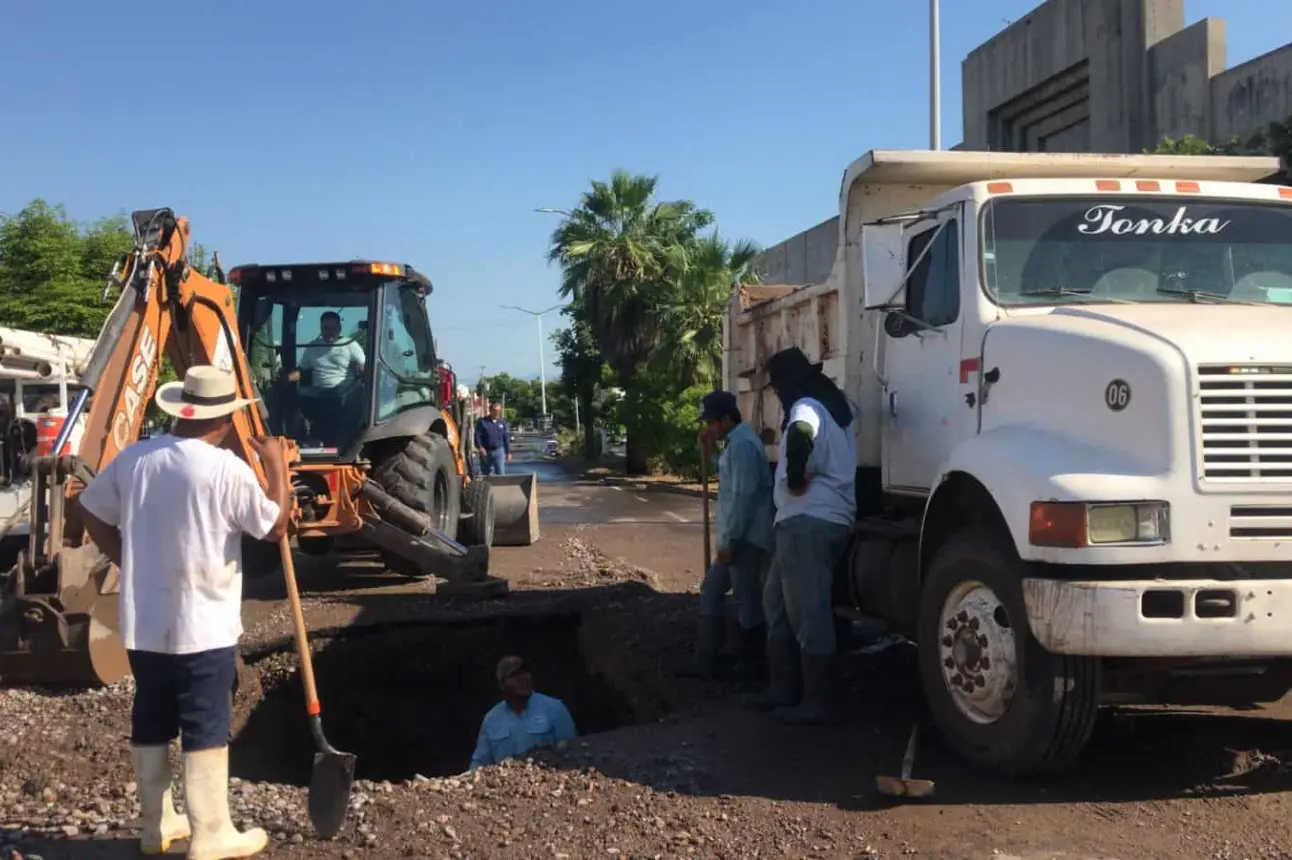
[722,282,849,463]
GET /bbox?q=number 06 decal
[1104,379,1131,412]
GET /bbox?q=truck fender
[926,425,1163,564]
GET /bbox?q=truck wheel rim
[938,579,1017,725]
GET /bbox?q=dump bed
[721,148,1283,468]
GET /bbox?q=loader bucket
[483,474,540,546]
[0,543,129,688]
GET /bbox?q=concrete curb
[586,472,718,500]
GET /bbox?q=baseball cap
[698,390,738,423]
[495,655,527,682]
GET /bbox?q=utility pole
[500,303,564,427]
[930,0,941,150]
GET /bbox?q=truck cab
[724,150,1292,775]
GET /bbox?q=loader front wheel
[917,528,1099,777]
[459,479,496,548]
[372,431,460,578]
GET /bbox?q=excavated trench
[230,611,654,783]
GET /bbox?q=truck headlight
[1029,501,1170,547]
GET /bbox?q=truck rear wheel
[371,432,461,577]
[917,529,1099,776]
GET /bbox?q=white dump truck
[723,149,1292,775]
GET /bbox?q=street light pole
[500,303,565,425]
[930,0,941,151]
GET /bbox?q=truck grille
[1198,365,1292,482]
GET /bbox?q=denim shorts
[127,647,238,752]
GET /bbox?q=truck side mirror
[883,312,919,339]
[861,223,907,310]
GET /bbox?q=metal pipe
[49,389,89,459]
[930,0,941,151]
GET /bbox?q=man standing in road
[78,365,292,859]
[474,402,512,475]
[469,656,578,770]
[684,390,773,683]
[744,347,856,725]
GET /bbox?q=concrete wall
[751,217,837,286]
[962,0,1292,152]
[1211,44,1292,141]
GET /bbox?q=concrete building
[753,0,1292,286]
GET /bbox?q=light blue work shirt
[468,692,578,770]
[715,421,774,553]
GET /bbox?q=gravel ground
[6,489,1292,859]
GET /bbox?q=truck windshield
[981,197,1292,307]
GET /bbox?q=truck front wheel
[917,529,1099,776]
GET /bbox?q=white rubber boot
[182,747,268,860]
[132,744,192,854]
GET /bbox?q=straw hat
[155,365,258,420]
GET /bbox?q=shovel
[875,724,935,799]
[278,537,356,838]
[699,437,712,570]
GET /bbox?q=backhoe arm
[78,208,272,484]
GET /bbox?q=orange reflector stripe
[1029,502,1088,548]
[986,182,1013,194]
[1135,180,1160,192]
[1279,187,1292,199]
[1175,181,1200,193]
[1095,180,1120,191]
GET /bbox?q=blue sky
[2,1,1289,382]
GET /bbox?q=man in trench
[743,347,857,724]
[469,656,578,770]
[78,365,292,858]
[683,390,774,682]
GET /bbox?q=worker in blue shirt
[684,390,774,684]
[474,402,512,475]
[469,656,577,770]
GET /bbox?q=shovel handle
[279,537,321,715]
[699,440,711,570]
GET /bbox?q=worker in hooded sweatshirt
[78,365,292,859]
[744,347,856,725]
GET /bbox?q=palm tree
[655,234,761,387]
[547,171,713,473]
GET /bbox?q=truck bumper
[1022,577,1292,657]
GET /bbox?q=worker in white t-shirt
[286,310,365,445]
[78,365,292,859]
[744,346,857,725]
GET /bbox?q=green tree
[546,172,713,473]
[654,233,760,387]
[0,200,131,337]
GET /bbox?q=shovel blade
[308,750,357,839]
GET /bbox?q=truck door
[882,211,966,493]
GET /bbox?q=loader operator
[78,365,292,859]
[744,346,856,725]
[287,310,366,445]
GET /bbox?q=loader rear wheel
[372,431,460,578]
[459,479,496,548]
[917,528,1099,776]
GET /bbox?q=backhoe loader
[0,207,507,688]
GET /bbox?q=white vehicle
[723,149,1292,775]
[0,327,95,562]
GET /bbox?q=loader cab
[231,261,441,461]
